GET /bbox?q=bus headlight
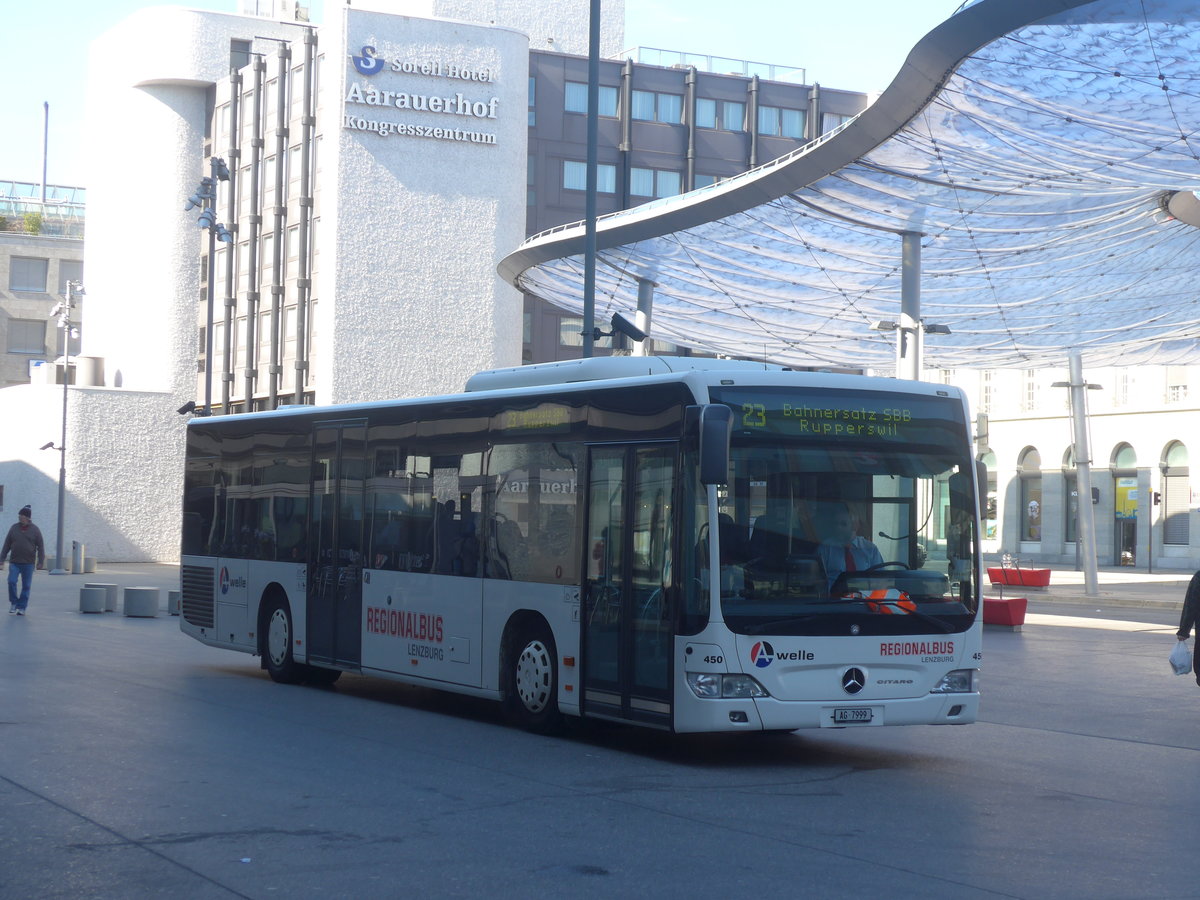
[687,672,770,699]
[930,669,978,694]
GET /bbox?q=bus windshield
[699,386,978,637]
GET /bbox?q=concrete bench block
[79,586,105,614]
[84,582,118,612]
[123,586,160,618]
[167,589,181,616]
[84,583,118,612]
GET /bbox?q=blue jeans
[8,563,34,610]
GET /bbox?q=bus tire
[506,622,563,733]
[304,666,342,687]
[262,594,305,684]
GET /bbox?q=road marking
[1024,613,1177,634]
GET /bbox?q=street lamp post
[48,281,82,575]
[185,159,232,415]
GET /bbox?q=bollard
[123,586,160,617]
[84,583,118,612]
[71,541,85,575]
[83,557,97,574]
[168,590,181,616]
[79,587,105,614]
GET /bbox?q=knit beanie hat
[18,506,31,518]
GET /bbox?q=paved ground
[1,561,1195,899]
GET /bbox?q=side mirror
[699,405,733,485]
[972,461,987,523]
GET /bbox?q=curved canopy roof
[501,0,1200,370]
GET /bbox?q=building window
[528,76,535,126]
[1019,447,1043,541]
[7,320,45,354]
[563,160,616,193]
[723,101,745,131]
[630,167,682,199]
[1113,370,1130,407]
[57,260,84,295]
[979,370,994,413]
[695,98,746,131]
[558,316,583,347]
[230,39,252,71]
[10,257,48,292]
[1022,369,1038,412]
[564,82,618,116]
[757,106,805,138]
[631,90,682,124]
[694,173,722,189]
[821,112,854,134]
[1166,367,1188,403]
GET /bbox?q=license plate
[832,707,873,724]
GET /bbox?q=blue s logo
[352,45,385,75]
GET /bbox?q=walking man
[1177,570,1200,685]
[3,505,46,615]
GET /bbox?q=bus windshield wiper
[742,601,958,635]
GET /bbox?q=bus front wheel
[506,623,562,733]
[263,596,305,684]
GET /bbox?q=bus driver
[816,501,883,590]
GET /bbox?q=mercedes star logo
[842,667,866,694]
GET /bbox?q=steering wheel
[862,561,911,573]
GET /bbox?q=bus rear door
[308,420,367,669]
[583,444,675,727]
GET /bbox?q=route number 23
[742,402,766,428]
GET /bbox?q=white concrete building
[0,0,619,562]
[951,364,1199,572]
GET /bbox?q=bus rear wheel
[506,623,562,733]
[263,596,305,684]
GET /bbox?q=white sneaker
[15,609,24,616]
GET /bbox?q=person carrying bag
[1174,570,1200,681]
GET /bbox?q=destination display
[709,387,966,446]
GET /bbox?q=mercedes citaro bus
[180,357,980,732]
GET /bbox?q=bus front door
[308,421,367,669]
[583,444,675,727]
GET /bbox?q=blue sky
[0,0,958,187]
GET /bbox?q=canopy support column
[631,277,655,356]
[897,231,921,381]
[1064,350,1101,596]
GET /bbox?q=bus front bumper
[672,692,979,733]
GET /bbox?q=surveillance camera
[39,441,55,451]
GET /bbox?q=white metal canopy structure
[500,0,1200,370]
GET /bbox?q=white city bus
[180,357,981,732]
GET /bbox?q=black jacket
[1,522,45,567]
[1177,570,1200,640]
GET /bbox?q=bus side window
[485,440,581,584]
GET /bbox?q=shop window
[1019,447,1042,541]
[1162,441,1190,545]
